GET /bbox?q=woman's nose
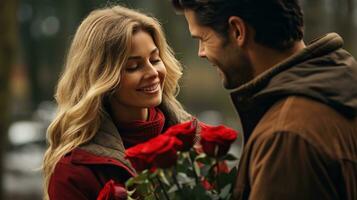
[144,62,159,79]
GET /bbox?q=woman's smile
[137,82,160,94]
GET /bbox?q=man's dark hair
[172,0,304,50]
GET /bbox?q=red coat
[48,108,192,199]
[48,111,140,200]
[48,148,135,200]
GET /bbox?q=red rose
[97,180,127,200]
[142,135,181,169]
[200,123,238,157]
[164,119,197,151]
[126,135,181,170]
[125,142,152,171]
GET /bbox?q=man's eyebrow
[191,35,201,39]
[128,48,159,60]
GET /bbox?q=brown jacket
[232,33,357,200]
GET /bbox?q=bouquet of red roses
[124,119,238,200]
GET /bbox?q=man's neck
[250,41,306,77]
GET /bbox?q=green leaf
[192,184,212,200]
[194,161,201,177]
[184,168,197,179]
[127,188,136,196]
[220,153,238,161]
[177,172,195,186]
[217,172,234,189]
[148,170,159,179]
[225,193,232,200]
[219,184,232,199]
[158,169,171,186]
[125,177,136,188]
[125,170,152,188]
[167,185,178,193]
[229,166,238,177]
[195,153,213,165]
[189,150,198,158]
[143,193,156,200]
[200,164,211,177]
[176,162,187,173]
[135,181,153,195]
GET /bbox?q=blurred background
[0,0,356,199]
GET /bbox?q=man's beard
[221,54,254,89]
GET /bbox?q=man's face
[184,10,254,89]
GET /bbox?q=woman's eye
[150,59,161,64]
[126,65,139,71]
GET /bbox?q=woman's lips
[137,83,160,94]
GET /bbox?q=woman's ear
[228,16,247,47]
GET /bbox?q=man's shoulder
[251,95,357,159]
[256,95,342,133]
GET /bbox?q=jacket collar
[230,33,343,102]
[73,100,192,173]
[77,111,135,172]
[229,33,345,138]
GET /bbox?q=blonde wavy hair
[43,5,188,199]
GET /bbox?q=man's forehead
[183,9,196,21]
[183,9,202,37]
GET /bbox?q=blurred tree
[332,0,356,53]
[20,0,101,111]
[347,0,354,13]
[303,0,357,55]
[0,0,19,199]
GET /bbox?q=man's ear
[228,16,247,47]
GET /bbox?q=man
[171,0,357,199]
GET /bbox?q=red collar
[116,107,165,148]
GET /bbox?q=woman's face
[111,31,166,111]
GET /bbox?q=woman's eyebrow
[128,48,159,60]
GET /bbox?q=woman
[43,5,192,199]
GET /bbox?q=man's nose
[198,41,206,58]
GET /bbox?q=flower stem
[187,152,199,185]
[149,178,160,200]
[172,166,182,191]
[215,157,221,193]
[155,176,170,200]
[172,167,182,192]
